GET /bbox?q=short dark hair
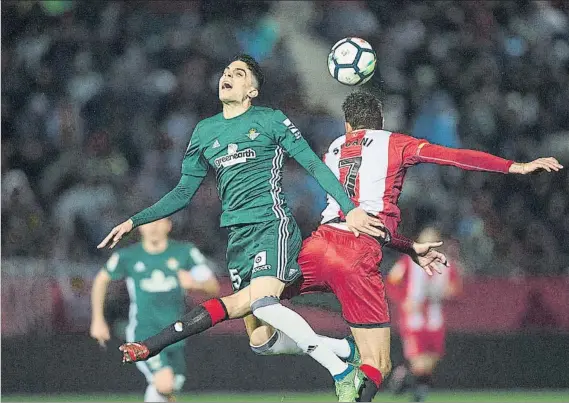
[342,91,384,130]
[233,54,264,89]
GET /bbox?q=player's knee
[250,295,280,317]
[221,291,251,318]
[153,369,175,395]
[410,357,430,376]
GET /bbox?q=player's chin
[219,89,233,101]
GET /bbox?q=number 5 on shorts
[229,268,242,290]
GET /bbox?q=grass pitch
[3,390,569,402]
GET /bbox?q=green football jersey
[104,240,212,341]
[182,106,309,227]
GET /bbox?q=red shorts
[401,329,445,359]
[282,224,390,327]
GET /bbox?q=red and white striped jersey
[388,255,460,332]
[321,129,428,233]
[321,129,513,233]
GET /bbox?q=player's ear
[248,87,259,99]
[345,122,353,133]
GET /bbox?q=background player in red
[247,91,562,402]
[387,227,462,402]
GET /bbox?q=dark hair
[233,54,264,89]
[342,91,384,130]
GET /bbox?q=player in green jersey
[98,54,385,401]
[91,218,219,402]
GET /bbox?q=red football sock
[202,298,228,325]
[360,364,383,387]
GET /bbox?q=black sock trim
[346,319,391,328]
[216,298,229,319]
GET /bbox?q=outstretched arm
[415,143,562,174]
[97,174,204,249]
[130,174,203,227]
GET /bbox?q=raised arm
[409,140,562,174]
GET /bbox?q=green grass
[3,391,569,402]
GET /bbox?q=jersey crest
[247,128,260,140]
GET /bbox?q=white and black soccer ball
[327,37,377,86]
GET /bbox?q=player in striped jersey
[387,227,462,402]
[247,91,562,402]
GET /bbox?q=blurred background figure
[387,227,462,402]
[90,218,219,402]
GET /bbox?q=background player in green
[98,54,384,401]
[91,218,220,402]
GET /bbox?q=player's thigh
[330,255,389,328]
[281,232,334,300]
[226,219,302,293]
[220,287,252,318]
[350,326,391,374]
[251,218,303,284]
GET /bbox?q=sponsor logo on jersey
[140,270,179,293]
[214,144,256,168]
[134,261,146,272]
[167,258,179,270]
[282,118,302,140]
[247,128,260,140]
[212,139,220,148]
[252,250,271,273]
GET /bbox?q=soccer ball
[327,37,377,86]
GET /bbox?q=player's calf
[121,292,252,362]
[250,325,354,361]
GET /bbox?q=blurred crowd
[2,0,568,275]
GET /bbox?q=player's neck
[222,100,251,119]
[142,239,168,254]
